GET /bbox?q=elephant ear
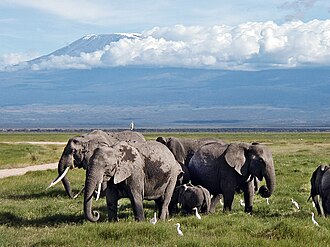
[168,138,186,164]
[156,136,167,145]
[224,143,249,176]
[113,143,142,184]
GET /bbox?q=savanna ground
[0,131,330,246]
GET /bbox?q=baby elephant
[170,183,211,215]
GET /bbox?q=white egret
[150,212,157,225]
[311,212,320,227]
[291,198,300,210]
[130,121,135,131]
[192,207,201,220]
[175,223,184,236]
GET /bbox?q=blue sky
[0,0,330,70]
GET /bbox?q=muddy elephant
[188,142,276,213]
[310,164,330,216]
[84,141,183,222]
[47,130,145,198]
[156,136,225,184]
[170,183,211,215]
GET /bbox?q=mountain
[0,34,330,129]
[29,33,140,64]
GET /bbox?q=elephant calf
[170,183,211,215]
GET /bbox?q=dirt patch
[0,163,57,179]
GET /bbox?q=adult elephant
[170,183,211,215]
[156,136,225,183]
[309,164,330,216]
[188,142,276,213]
[83,141,183,222]
[47,130,145,198]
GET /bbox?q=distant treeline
[2,127,330,133]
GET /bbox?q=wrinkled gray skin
[188,142,276,213]
[156,137,226,184]
[310,164,330,216]
[84,141,183,222]
[170,183,211,215]
[51,130,145,198]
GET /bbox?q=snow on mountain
[30,33,141,62]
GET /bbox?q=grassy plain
[0,131,330,246]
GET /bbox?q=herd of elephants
[47,130,329,222]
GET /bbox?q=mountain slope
[29,33,140,64]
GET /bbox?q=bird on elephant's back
[47,130,146,198]
[169,183,211,215]
[188,142,276,213]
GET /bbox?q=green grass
[0,144,65,169]
[0,133,77,142]
[1,132,330,246]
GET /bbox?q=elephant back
[107,131,145,143]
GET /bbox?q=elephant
[156,136,226,184]
[47,130,145,198]
[83,141,183,222]
[169,183,211,215]
[309,164,330,216]
[188,142,276,213]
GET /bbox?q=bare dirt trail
[0,163,57,179]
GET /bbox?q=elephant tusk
[73,186,85,199]
[46,167,70,190]
[95,182,102,201]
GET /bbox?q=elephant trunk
[47,142,74,197]
[84,169,103,222]
[258,163,276,198]
[58,152,74,198]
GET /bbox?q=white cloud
[25,20,330,71]
[0,51,39,71]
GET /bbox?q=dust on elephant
[170,183,211,215]
[309,164,330,216]
[188,142,276,213]
[156,137,226,183]
[84,141,183,222]
[47,130,145,198]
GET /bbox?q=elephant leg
[223,189,235,212]
[106,186,119,222]
[210,194,223,213]
[242,180,254,213]
[323,194,330,216]
[154,198,162,217]
[159,178,177,220]
[129,192,145,221]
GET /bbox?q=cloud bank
[7,20,330,71]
